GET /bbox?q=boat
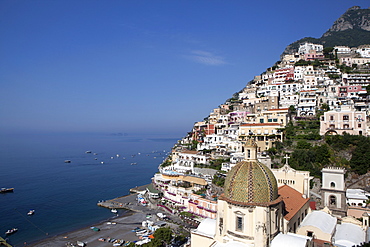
[64,160,71,163]
[111,208,118,213]
[90,226,100,232]
[131,163,137,165]
[27,210,35,215]
[0,188,14,193]
[85,151,92,154]
[5,228,18,235]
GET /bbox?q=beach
[26,185,183,247]
[27,211,146,247]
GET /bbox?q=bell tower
[321,167,347,217]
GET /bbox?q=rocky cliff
[282,6,370,56]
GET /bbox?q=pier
[97,184,150,211]
[0,237,12,247]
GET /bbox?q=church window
[330,182,335,188]
[307,231,313,237]
[329,195,337,206]
[236,216,243,231]
[247,150,251,158]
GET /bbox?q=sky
[1,1,369,136]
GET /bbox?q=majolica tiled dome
[222,161,279,206]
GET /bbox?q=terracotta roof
[278,185,309,221]
[181,176,207,186]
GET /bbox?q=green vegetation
[212,174,225,187]
[271,122,370,177]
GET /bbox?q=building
[191,140,285,246]
[319,105,367,136]
[320,167,347,217]
[271,157,313,198]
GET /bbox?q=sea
[0,131,180,246]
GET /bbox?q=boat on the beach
[0,187,14,193]
[5,228,18,235]
[27,210,35,215]
[90,226,100,232]
[111,208,118,214]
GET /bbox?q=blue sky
[1,1,369,136]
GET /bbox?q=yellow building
[239,123,284,151]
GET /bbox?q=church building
[191,139,309,247]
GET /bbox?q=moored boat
[64,160,71,163]
[111,208,118,213]
[27,210,35,215]
[5,228,18,235]
[0,188,14,193]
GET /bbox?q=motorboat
[111,208,118,213]
[64,160,71,163]
[0,188,14,193]
[5,228,18,235]
[28,210,35,215]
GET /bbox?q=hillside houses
[162,42,370,177]
[152,42,370,247]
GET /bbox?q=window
[330,182,335,188]
[343,115,349,121]
[236,216,243,231]
[307,231,313,237]
[329,195,337,206]
[358,124,362,128]
[247,150,251,159]
[330,115,334,121]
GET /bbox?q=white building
[298,43,323,55]
[346,189,370,207]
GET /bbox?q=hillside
[282,6,370,55]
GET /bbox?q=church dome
[221,161,280,206]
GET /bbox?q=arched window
[329,195,337,206]
[330,182,335,188]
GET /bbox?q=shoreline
[27,210,142,247]
[26,184,153,246]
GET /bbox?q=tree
[153,227,173,245]
[288,105,297,122]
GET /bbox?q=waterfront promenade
[27,184,185,247]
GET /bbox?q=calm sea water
[0,132,179,246]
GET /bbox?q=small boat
[5,228,18,235]
[100,161,104,164]
[27,210,35,215]
[64,160,71,163]
[111,208,118,213]
[90,226,100,232]
[131,163,137,165]
[85,151,92,154]
[0,188,14,193]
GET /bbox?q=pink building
[338,85,366,98]
[320,105,367,136]
[304,52,324,61]
[188,194,217,219]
